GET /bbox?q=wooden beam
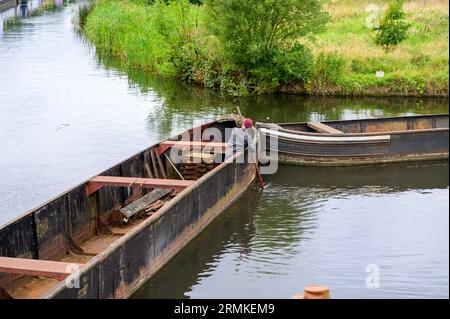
[86,176,194,196]
[0,257,82,281]
[150,149,160,179]
[307,122,344,134]
[155,149,167,179]
[156,141,227,155]
[120,189,171,222]
[182,152,215,164]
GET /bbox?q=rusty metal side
[124,157,254,298]
[67,185,95,246]
[275,153,448,166]
[0,214,37,287]
[0,120,229,296]
[33,191,79,261]
[278,114,449,134]
[388,130,449,155]
[43,152,255,299]
[260,120,448,165]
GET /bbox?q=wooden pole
[236,107,264,190]
[164,153,185,180]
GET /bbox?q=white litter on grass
[376,70,385,78]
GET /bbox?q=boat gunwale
[274,113,449,127]
[262,135,391,145]
[259,125,448,138]
[261,114,449,137]
[272,153,449,166]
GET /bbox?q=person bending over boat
[225,118,257,161]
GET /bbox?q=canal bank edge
[80,0,449,97]
[0,0,17,11]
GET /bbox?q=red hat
[243,118,253,128]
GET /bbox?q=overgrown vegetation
[82,0,449,96]
[204,0,328,91]
[308,0,449,96]
[375,0,410,51]
[77,1,95,29]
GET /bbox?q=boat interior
[266,114,449,135]
[0,120,236,299]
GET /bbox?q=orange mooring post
[291,285,330,299]
[304,285,330,299]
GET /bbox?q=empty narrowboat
[257,114,449,165]
[0,118,255,299]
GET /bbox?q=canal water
[0,0,448,298]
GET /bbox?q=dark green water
[133,163,449,299]
[1,0,448,298]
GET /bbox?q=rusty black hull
[0,120,255,299]
[258,114,449,166]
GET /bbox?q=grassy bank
[307,0,449,96]
[82,0,449,96]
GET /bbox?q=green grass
[307,0,449,96]
[83,0,449,96]
[84,0,204,76]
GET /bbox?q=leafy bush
[272,45,315,84]
[84,0,200,77]
[314,52,346,84]
[204,0,329,85]
[375,0,410,51]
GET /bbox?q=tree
[375,0,410,51]
[204,0,329,77]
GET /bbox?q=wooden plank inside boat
[157,141,227,155]
[0,257,82,281]
[120,188,171,222]
[307,122,344,134]
[86,176,194,195]
[182,152,215,164]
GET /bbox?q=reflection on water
[0,0,60,26]
[0,1,448,299]
[101,55,450,137]
[1,0,447,225]
[133,163,449,299]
